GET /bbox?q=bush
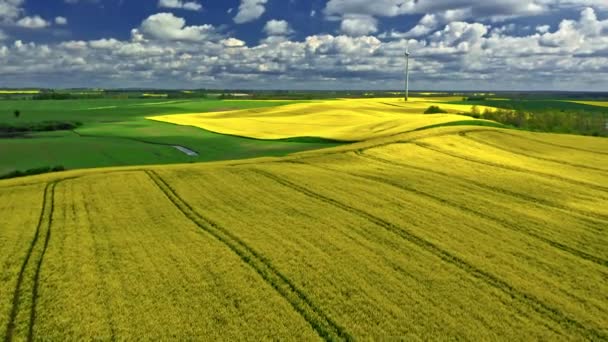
[0,166,66,180]
[424,106,448,114]
[464,96,487,101]
[0,121,82,134]
[33,92,72,100]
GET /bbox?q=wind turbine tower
[405,49,411,101]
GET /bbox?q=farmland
[0,98,341,175]
[150,97,499,141]
[1,114,606,339]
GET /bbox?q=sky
[0,0,607,91]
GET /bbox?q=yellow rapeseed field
[568,100,608,107]
[1,105,607,339]
[0,90,40,94]
[149,97,497,141]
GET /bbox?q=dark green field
[0,99,341,175]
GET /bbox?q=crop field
[0,98,342,175]
[1,121,606,339]
[0,90,41,95]
[569,100,608,108]
[150,97,499,141]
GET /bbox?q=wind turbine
[405,48,411,101]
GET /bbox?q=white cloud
[0,0,24,22]
[402,14,438,38]
[158,0,202,11]
[539,8,607,48]
[138,12,217,41]
[222,37,246,47]
[16,15,50,29]
[324,0,607,23]
[1,6,608,91]
[264,20,292,36]
[89,38,121,49]
[234,0,267,24]
[340,15,378,36]
[536,25,551,33]
[55,16,68,25]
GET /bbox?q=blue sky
[1,0,607,90]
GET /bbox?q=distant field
[568,100,608,108]
[1,125,606,339]
[0,90,40,94]
[0,99,340,175]
[150,97,498,141]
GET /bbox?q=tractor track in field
[4,181,56,342]
[26,181,56,342]
[286,159,608,268]
[413,142,608,194]
[81,190,118,341]
[354,152,608,227]
[460,133,608,174]
[144,170,351,342]
[0,183,46,191]
[493,131,608,156]
[251,168,607,341]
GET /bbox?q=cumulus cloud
[0,0,24,22]
[55,16,68,25]
[158,0,202,11]
[16,15,50,29]
[340,15,378,36]
[222,37,246,47]
[138,12,217,41]
[0,6,607,90]
[234,0,267,24]
[264,20,292,36]
[324,0,604,23]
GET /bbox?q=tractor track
[144,170,351,342]
[413,142,608,194]
[251,168,607,340]
[26,182,57,342]
[4,181,56,342]
[492,131,608,156]
[355,151,608,227]
[291,159,607,268]
[460,133,608,174]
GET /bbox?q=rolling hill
[148,97,499,141]
[1,123,606,340]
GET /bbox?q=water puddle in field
[173,145,198,156]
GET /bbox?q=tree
[14,110,20,118]
[424,106,448,114]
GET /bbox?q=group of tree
[0,166,65,180]
[466,106,607,137]
[424,106,448,114]
[0,121,82,134]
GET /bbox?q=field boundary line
[291,159,607,268]
[355,152,608,226]
[144,170,351,342]
[251,168,606,340]
[412,142,608,193]
[461,133,608,173]
[3,181,55,342]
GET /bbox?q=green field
[0,99,341,175]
